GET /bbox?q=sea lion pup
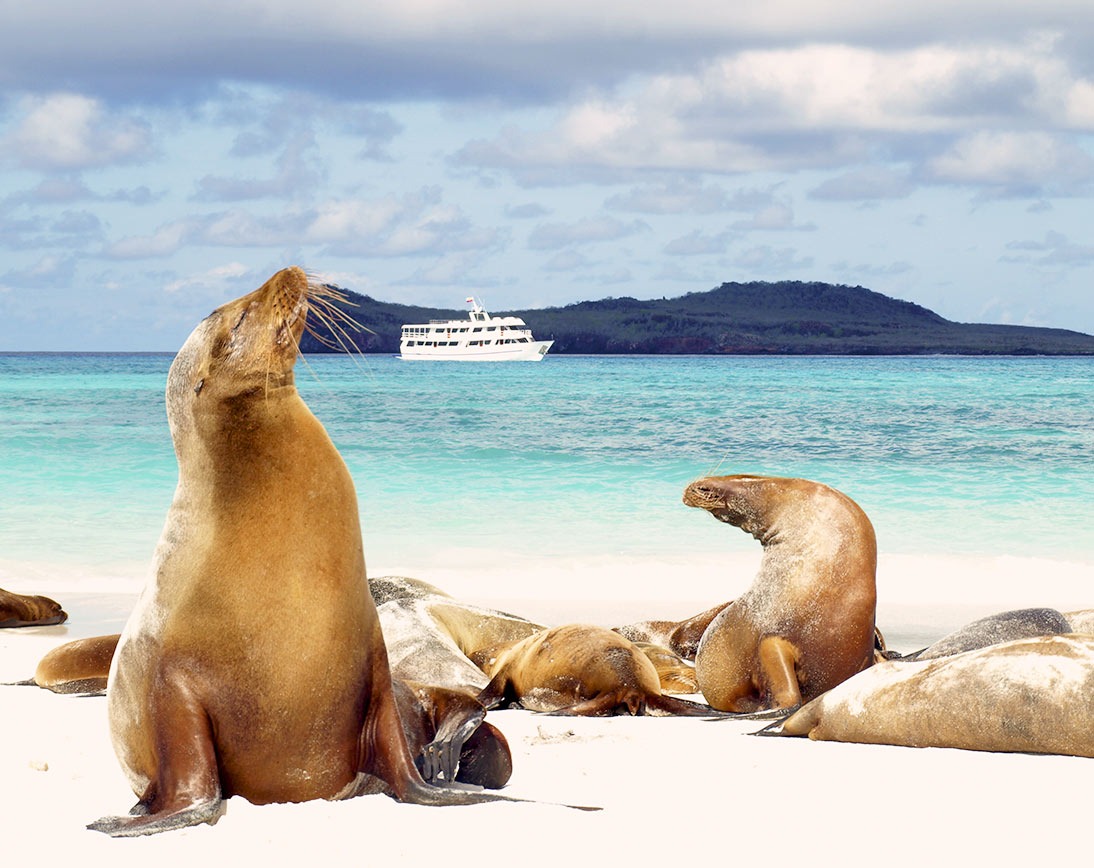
[900,607,1071,661]
[615,601,732,661]
[370,575,544,694]
[682,474,877,713]
[0,587,67,627]
[776,634,1094,758]
[89,267,528,838]
[473,624,718,716]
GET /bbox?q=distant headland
[301,280,1094,355]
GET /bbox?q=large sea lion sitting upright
[682,474,877,713]
[90,267,520,837]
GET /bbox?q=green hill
[300,280,1094,355]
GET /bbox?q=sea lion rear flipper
[420,710,483,784]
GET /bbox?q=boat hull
[399,340,553,361]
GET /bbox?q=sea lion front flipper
[756,635,803,709]
[88,677,225,836]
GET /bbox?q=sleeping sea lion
[682,474,877,712]
[89,267,537,837]
[474,624,717,716]
[615,601,732,661]
[776,634,1094,758]
[0,587,67,628]
[900,607,1071,661]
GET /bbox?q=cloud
[194,133,324,202]
[1002,230,1094,267]
[2,93,153,170]
[505,202,551,219]
[527,216,648,250]
[663,230,733,256]
[809,167,916,201]
[162,262,253,295]
[733,245,814,272]
[926,131,1094,194]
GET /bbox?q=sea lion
[615,601,732,661]
[21,629,511,789]
[395,679,512,789]
[1064,609,1094,635]
[901,607,1071,661]
[682,474,877,713]
[474,624,717,716]
[31,633,119,694]
[632,641,700,695]
[370,575,544,694]
[0,587,67,627]
[90,267,527,837]
[776,634,1094,758]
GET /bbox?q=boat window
[486,326,496,331]
[472,327,482,333]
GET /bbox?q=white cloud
[3,93,153,170]
[927,131,1094,191]
[527,217,648,250]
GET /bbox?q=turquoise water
[1,353,1092,577]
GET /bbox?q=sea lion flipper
[89,672,224,836]
[87,798,225,837]
[420,712,482,783]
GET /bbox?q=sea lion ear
[194,379,205,396]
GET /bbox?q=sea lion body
[683,475,877,713]
[903,607,1071,661]
[476,624,714,716]
[0,587,67,628]
[33,633,120,694]
[1064,609,1094,635]
[615,601,732,661]
[371,575,543,694]
[93,268,507,837]
[779,634,1094,758]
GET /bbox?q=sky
[2,1,1094,350]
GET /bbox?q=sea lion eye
[233,309,248,331]
[194,379,205,395]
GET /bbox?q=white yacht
[399,298,553,361]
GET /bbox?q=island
[300,280,1094,355]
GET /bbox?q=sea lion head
[168,266,309,421]
[682,474,773,532]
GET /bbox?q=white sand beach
[1,552,1091,867]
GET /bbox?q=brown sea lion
[0,587,67,627]
[900,607,1071,661]
[474,624,718,716]
[682,474,877,713]
[31,633,119,694]
[89,267,536,838]
[22,629,511,789]
[632,642,699,695]
[370,575,543,694]
[777,634,1094,758]
[395,680,512,789]
[615,601,732,661]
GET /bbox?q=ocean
[1,352,1091,633]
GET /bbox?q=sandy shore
[1,553,1091,866]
